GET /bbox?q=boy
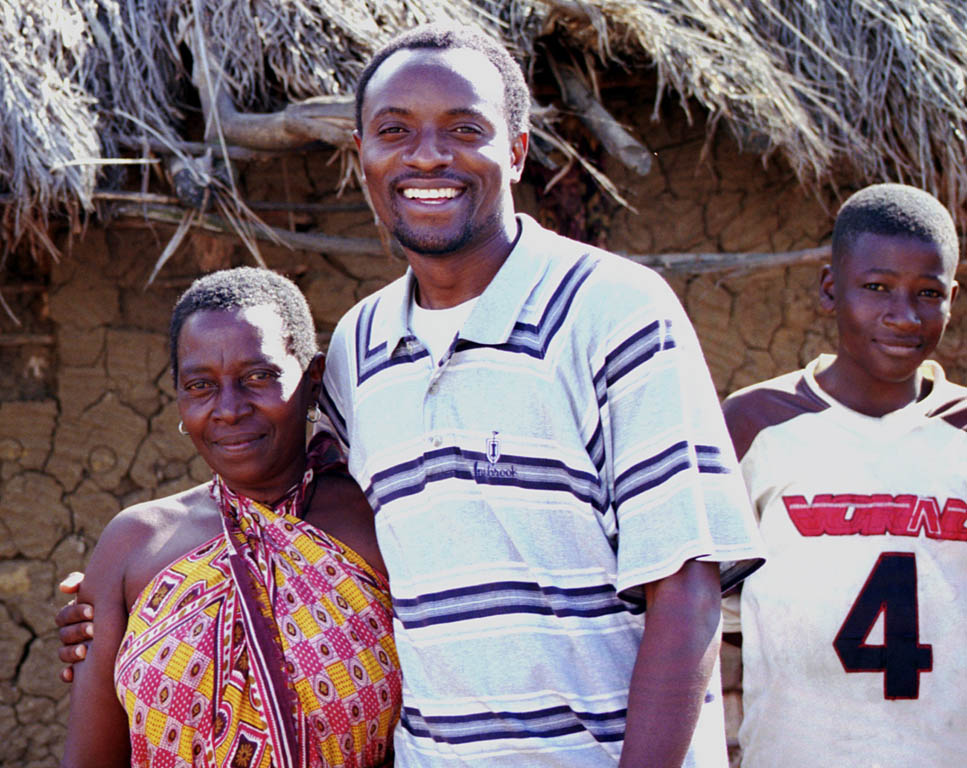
[722,183,966,767]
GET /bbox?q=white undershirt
[409,295,478,365]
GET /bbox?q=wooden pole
[108,202,385,256]
[623,245,832,275]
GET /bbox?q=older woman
[61,267,400,768]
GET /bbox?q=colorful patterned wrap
[114,444,402,767]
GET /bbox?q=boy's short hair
[354,23,530,138]
[169,267,318,384]
[832,183,959,271]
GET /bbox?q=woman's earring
[178,421,189,436]
[307,403,322,423]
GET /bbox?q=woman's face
[175,305,320,502]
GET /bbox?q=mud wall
[2,105,966,766]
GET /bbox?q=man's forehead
[364,47,504,112]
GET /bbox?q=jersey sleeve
[598,267,765,601]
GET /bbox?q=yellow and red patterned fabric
[114,444,401,767]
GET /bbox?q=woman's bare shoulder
[95,483,222,608]
[112,482,215,530]
[304,471,385,578]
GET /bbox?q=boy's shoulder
[924,368,967,428]
[724,359,967,461]
[722,365,830,461]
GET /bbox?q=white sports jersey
[323,214,765,767]
[722,356,967,768]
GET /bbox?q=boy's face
[820,232,959,389]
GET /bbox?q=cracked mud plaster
[4,115,967,768]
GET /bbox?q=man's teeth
[402,188,459,199]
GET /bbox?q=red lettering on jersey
[822,494,867,535]
[782,494,966,541]
[906,497,943,538]
[887,495,918,536]
[858,494,902,535]
[940,498,967,541]
[783,495,823,536]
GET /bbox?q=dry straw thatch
[2,0,967,268]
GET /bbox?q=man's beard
[387,189,500,257]
[391,216,477,255]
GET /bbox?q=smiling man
[51,23,764,768]
[352,30,528,304]
[317,24,765,768]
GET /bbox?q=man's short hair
[169,267,318,383]
[355,23,530,137]
[832,183,959,271]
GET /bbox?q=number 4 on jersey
[833,552,932,699]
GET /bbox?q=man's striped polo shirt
[321,214,764,767]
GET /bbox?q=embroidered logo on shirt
[473,431,518,483]
[473,462,518,483]
[486,431,501,465]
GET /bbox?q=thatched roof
[3,0,967,263]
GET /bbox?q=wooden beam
[115,136,315,160]
[191,39,354,150]
[91,190,369,214]
[624,245,831,275]
[0,334,55,347]
[555,65,653,176]
[108,202,385,256]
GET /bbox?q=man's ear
[509,131,528,183]
[818,264,836,314]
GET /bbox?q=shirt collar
[372,269,418,357]
[373,214,552,354]
[805,354,950,421]
[459,214,552,345]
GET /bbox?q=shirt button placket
[425,358,444,449]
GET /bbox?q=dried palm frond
[0,0,511,264]
[541,0,967,222]
[3,0,967,267]
[0,0,101,256]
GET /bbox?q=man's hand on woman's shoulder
[56,572,93,683]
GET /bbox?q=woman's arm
[60,517,137,767]
[305,472,386,578]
